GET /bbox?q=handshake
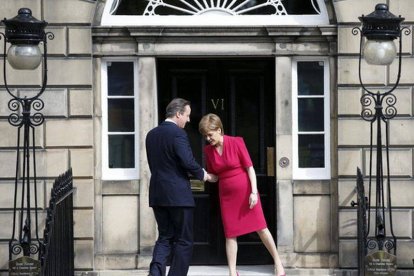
[205,173,218,183]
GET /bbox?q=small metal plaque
[365,250,397,276]
[9,256,40,275]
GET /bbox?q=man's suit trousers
[149,207,194,276]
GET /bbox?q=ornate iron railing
[351,168,368,275]
[40,169,74,276]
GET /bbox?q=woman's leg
[225,237,238,276]
[257,228,285,276]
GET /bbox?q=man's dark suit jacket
[146,121,205,207]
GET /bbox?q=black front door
[157,59,276,264]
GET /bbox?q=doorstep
[79,266,356,276]
[79,267,414,276]
[188,265,339,275]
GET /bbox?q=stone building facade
[0,0,413,275]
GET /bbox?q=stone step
[78,266,414,276]
[79,266,352,276]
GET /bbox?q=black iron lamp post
[352,3,410,274]
[0,8,53,262]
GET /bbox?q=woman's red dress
[204,135,267,238]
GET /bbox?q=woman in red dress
[199,113,285,276]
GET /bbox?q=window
[101,0,329,26]
[102,60,139,180]
[292,59,330,179]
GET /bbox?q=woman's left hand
[249,193,258,209]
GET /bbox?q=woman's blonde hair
[199,113,224,135]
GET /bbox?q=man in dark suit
[146,98,216,276]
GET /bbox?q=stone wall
[0,0,413,274]
[0,0,96,273]
[335,0,414,270]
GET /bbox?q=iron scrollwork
[360,92,397,122]
[7,98,45,127]
[367,238,396,252]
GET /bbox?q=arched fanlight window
[101,0,329,26]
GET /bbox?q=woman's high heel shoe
[275,267,286,276]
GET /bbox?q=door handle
[267,147,275,177]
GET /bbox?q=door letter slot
[191,179,205,192]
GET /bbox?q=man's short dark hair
[165,98,191,118]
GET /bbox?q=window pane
[284,1,320,15]
[299,134,324,168]
[298,61,324,95]
[114,0,147,15]
[108,99,135,132]
[108,62,134,96]
[298,98,324,131]
[109,135,135,168]
[114,0,321,15]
